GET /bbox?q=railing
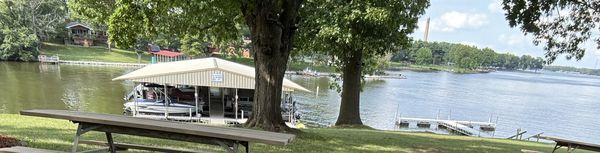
[525,132,544,142]
[507,128,528,139]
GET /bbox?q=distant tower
[424,17,430,42]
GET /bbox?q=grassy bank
[40,43,152,63]
[0,114,578,153]
[389,62,479,73]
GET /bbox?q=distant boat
[123,99,201,116]
[296,67,320,77]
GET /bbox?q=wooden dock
[38,54,148,67]
[60,60,147,67]
[284,71,407,79]
[396,117,496,136]
[38,55,60,64]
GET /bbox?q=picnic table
[535,135,600,153]
[20,109,295,153]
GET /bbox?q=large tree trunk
[241,0,302,132]
[335,50,364,126]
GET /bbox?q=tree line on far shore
[392,41,546,71]
[545,66,600,76]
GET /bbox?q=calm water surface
[1,62,599,144]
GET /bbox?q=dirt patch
[0,135,21,148]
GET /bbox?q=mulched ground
[0,135,21,148]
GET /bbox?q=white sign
[212,72,223,82]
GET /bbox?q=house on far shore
[147,44,188,63]
[65,22,108,47]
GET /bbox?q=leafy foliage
[393,41,545,70]
[0,28,38,61]
[502,0,600,63]
[0,0,66,61]
[296,0,430,78]
[180,34,208,57]
[106,0,242,49]
[68,0,115,26]
[415,47,433,65]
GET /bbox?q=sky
[409,0,600,69]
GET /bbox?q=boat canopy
[113,57,310,92]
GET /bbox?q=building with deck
[65,22,108,46]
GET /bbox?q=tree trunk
[241,0,302,132]
[335,50,364,126]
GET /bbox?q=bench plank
[0,146,66,153]
[20,109,294,145]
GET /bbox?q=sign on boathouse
[212,72,223,83]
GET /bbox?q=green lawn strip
[40,43,152,63]
[0,114,580,153]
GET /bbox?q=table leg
[105,132,116,153]
[241,141,249,153]
[552,143,561,153]
[71,124,83,153]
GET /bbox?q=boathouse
[112,57,309,124]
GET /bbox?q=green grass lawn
[0,114,580,153]
[40,43,152,63]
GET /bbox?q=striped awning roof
[113,57,310,92]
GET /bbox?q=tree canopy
[0,0,66,61]
[393,40,546,71]
[415,47,433,65]
[502,0,600,63]
[296,0,429,125]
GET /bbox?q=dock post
[195,86,199,120]
[394,104,399,123]
[235,89,238,120]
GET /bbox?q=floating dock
[284,71,407,79]
[396,117,496,136]
[38,55,60,64]
[60,60,147,67]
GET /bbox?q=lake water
[1,62,600,144]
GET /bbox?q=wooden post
[164,84,169,119]
[516,128,521,140]
[315,86,319,97]
[195,86,199,118]
[134,84,138,116]
[235,89,239,120]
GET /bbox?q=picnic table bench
[535,135,600,153]
[20,109,295,153]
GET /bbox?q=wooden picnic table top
[537,135,600,152]
[20,109,295,146]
